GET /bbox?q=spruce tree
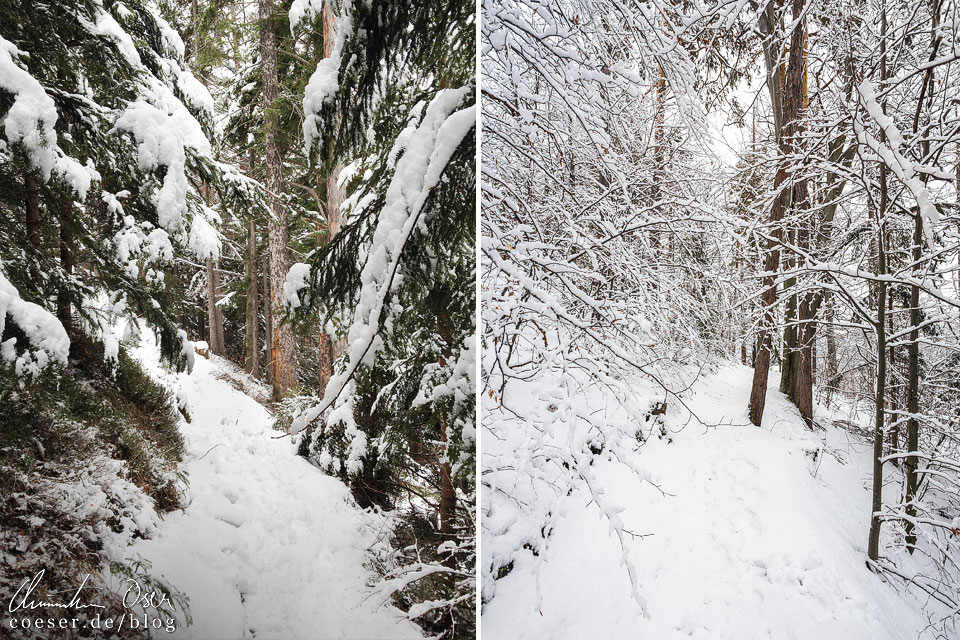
[0,0,257,373]
[286,0,476,635]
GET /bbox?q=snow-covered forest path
[483,366,936,639]
[124,335,422,640]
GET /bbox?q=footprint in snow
[213,504,246,528]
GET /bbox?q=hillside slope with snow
[121,333,422,640]
[482,365,946,639]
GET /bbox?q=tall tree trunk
[260,0,297,399]
[794,178,814,428]
[792,25,814,429]
[778,23,812,426]
[262,251,273,386]
[317,334,334,395]
[749,202,784,425]
[57,195,74,336]
[245,218,260,376]
[439,424,456,537]
[886,281,899,461]
[25,175,42,288]
[437,303,456,539]
[867,3,889,564]
[206,259,226,355]
[201,180,225,357]
[904,208,921,550]
[321,1,344,242]
[867,180,889,563]
[749,0,806,426]
[904,1,940,549]
[824,293,838,405]
[759,2,784,140]
[316,0,345,394]
[780,263,798,396]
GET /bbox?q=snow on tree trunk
[316,0,344,392]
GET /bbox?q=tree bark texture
[749,0,807,426]
[245,218,260,376]
[316,0,346,391]
[437,305,456,539]
[25,175,42,288]
[260,0,297,399]
[206,259,226,355]
[867,6,889,561]
[57,195,74,336]
[263,251,274,386]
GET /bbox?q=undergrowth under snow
[482,365,955,639]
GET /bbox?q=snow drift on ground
[121,331,422,639]
[482,364,948,639]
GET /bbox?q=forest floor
[483,365,945,639]
[117,334,422,640]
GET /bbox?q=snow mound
[482,365,944,639]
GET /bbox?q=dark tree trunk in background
[793,24,814,429]
[904,2,940,550]
[794,178,814,428]
[824,294,838,405]
[436,303,456,539]
[260,0,297,399]
[868,196,888,563]
[868,4,889,563]
[778,23,813,429]
[439,430,456,537]
[199,180,225,356]
[317,334,334,396]
[780,225,798,398]
[780,283,798,396]
[57,195,74,336]
[262,252,273,386]
[886,287,899,461]
[749,0,806,426]
[904,209,921,550]
[206,259,226,355]
[245,218,260,376]
[25,175,41,287]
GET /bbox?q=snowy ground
[121,334,422,640]
[482,365,944,639]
